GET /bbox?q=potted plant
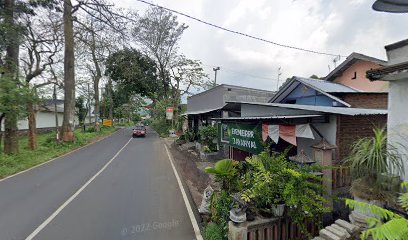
[346,128,404,205]
[346,128,404,226]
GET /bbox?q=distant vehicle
[132,125,146,138]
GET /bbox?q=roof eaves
[269,77,297,103]
[226,101,387,116]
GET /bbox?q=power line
[133,0,347,58]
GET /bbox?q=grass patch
[0,127,117,178]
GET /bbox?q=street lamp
[372,0,408,13]
[213,67,220,86]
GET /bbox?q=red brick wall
[340,93,388,109]
[336,115,387,162]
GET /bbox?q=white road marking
[164,145,203,240]
[25,137,133,240]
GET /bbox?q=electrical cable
[133,0,347,58]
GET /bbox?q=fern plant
[345,182,408,240]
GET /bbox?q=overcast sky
[115,0,408,92]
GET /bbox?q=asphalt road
[0,128,196,240]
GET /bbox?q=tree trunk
[27,101,37,150]
[3,0,19,154]
[4,114,18,154]
[107,78,113,120]
[61,0,75,142]
[90,30,101,130]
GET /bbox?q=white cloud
[115,0,408,92]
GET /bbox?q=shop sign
[219,123,263,154]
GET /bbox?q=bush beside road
[0,127,118,178]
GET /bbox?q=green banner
[219,123,263,154]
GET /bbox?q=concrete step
[331,224,351,238]
[335,219,360,233]
[319,229,341,240]
[325,226,347,240]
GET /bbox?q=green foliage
[400,182,408,211]
[205,159,242,193]
[199,125,218,152]
[75,96,88,125]
[346,184,408,240]
[210,191,233,239]
[203,223,225,240]
[241,149,329,237]
[202,145,212,153]
[346,128,404,200]
[105,48,160,99]
[132,113,142,123]
[205,159,236,176]
[150,118,172,137]
[242,151,288,207]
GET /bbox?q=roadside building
[215,76,387,197]
[324,52,388,92]
[185,84,275,134]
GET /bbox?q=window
[351,71,357,80]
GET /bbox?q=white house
[1,99,96,132]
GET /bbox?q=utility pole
[53,85,59,141]
[213,66,220,86]
[277,67,282,91]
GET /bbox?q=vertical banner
[166,107,174,120]
[219,123,263,154]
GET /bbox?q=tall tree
[20,9,63,149]
[132,6,188,99]
[168,54,208,116]
[105,48,160,100]
[60,0,75,141]
[60,0,128,141]
[2,0,20,154]
[75,13,123,129]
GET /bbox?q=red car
[132,125,146,138]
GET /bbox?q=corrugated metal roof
[211,114,323,120]
[270,76,354,107]
[297,77,358,93]
[182,106,224,116]
[226,101,387,116]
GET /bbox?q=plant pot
[230,208,246,223]
[271,204,285,217]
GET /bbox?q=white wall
[385,41,408,181]
[17,112,65,130]
[388,81,408,181]
[297,115,337,160]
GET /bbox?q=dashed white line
[25,137,133,240]
[164,144,203,240]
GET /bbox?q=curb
[0,128,121,183]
